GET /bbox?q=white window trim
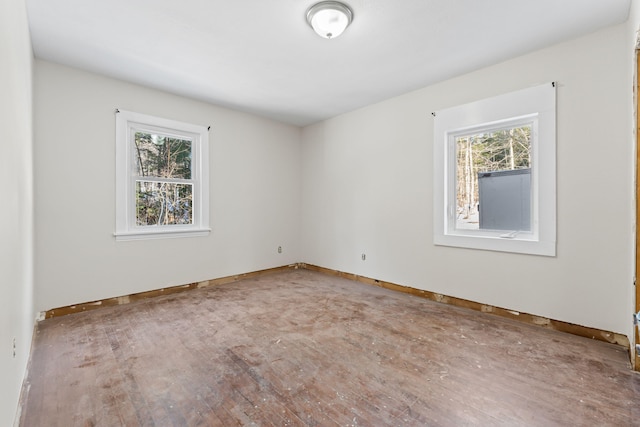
[115,110,210,241]
[433,83,556,256]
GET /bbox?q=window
[115,110,210,240]
[433,83,556,256]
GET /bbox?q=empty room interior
[4,0,640,425]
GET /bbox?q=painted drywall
[33,61,302,313]
[301,22,635,339]
[0,0,34,425]
[628,0,640,356]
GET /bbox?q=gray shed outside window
[478,168,531,231]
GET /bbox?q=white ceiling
[26,0,630,127]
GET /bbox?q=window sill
[114,227,211,241]
[434,233,555,257]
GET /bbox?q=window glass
[134,132,192,179]
[136,181,193,226]
[455,124,531,231]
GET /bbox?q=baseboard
[301,263,630,349]
[42,264,300,319]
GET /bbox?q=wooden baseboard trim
[301,263,630,349]
[43,264,300,319]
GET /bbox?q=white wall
[628,0,640,354]
[34,61,302,313]
[301,22,635,339]
[0,0,34,425]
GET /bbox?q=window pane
[134,132,192,179]
[136,181,193,226]
[455,125,531,231]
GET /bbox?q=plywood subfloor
[19,269,640,426]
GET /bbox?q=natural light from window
[455,123,532,232]
[134,131,194,226]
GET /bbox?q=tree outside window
[134,132,193,226]
[455,125,531,230]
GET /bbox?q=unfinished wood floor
[19,269,640,426]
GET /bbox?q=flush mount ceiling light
[306,1,353,39]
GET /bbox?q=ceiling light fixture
[306,1,353,39]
